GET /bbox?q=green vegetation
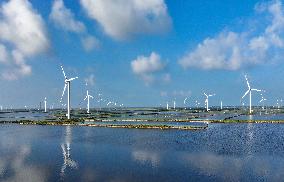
[83,124,207,130]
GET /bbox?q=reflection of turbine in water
[60,126,78,177]
[245,122,254,156]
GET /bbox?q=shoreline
[15,120,208,130]
[0,119,284,131]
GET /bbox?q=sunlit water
[0,123,284,181]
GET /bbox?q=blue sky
[0,0,284,109]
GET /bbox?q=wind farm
[2,0,284,181]
[1,69,284,127]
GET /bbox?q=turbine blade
[251,89,262,92]
[61,66,67,79]
[204,93,208,97]
[60,84,67,102]
[84,96,87,100]
[183,98,187,104]
[67,77,78,82]
[245,75,250,89]
[89,95,94,99]
[242,90,250,99]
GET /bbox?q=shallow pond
[0,123,284,181]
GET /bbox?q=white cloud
[84,74,95,86]
[179,0,284,71]
[80,0,172,40]
[81,35,100,51]
[50,0,99,51]
[131,52,167,84]
[0,0,49,80]
[160,90,192,98]
[0,44,8,63]
[131,52,164,74]
[50,0,85,33]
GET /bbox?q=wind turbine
[44,97,47,112]
[259,94,267,111]
[204,93,215,112]
[241,75,262,114]
[220,101,223,110]
[60,65,78,119]
[166,101,169,110]
[184,97,188,109]
[84,90,94,113]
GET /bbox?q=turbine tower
[84,90,94,113]
[44,97,47,112]
[241,75,262,114]
[204,93,215,112]
[60,65,78,119]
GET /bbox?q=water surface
[0,123,284,181]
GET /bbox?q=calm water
[0,123,284,181]
[0,111,54,121]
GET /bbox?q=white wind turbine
[259,94,267,111]
[241,75,262,114]
[204,93,215,112]
[84,90,94,113]
[60,66,78,119]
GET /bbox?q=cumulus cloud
[131,52,168,84]
[80,0,172,40]
[0,0,49,80]
[50,0,86,33]
[50,0,99,51]
[179,0,284,71]
[131,52,164,74]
